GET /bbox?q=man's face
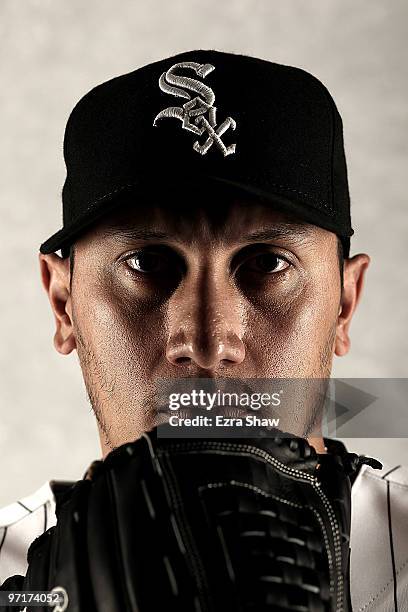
[40,195,368,453]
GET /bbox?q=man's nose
[165,273,246,370]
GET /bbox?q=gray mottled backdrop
[0,0,406,506]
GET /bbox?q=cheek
[246,276,340,376]
[72,277,171,444]
[73,278,167,383]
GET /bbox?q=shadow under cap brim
[40,175,352,257]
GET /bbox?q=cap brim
[40,175,353,256]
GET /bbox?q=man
[1,50,406,610]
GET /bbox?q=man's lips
[155,406,265,419]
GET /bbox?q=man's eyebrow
[101,227,172,242]
[244,224,314,242]
[100,222,315,244]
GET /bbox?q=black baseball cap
[40,49,353,256]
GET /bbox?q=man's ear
[39,253,76,355]
[335,253,370,357]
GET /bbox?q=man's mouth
[155,405,265,420]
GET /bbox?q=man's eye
[126,251,169,274]
[245,253,290,274]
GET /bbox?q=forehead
[89,191,330,247]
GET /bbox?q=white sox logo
[153,61,237,157]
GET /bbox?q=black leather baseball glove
[1,429,381,611]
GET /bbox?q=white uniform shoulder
[0,482,57,584]
[351,462,408,611]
